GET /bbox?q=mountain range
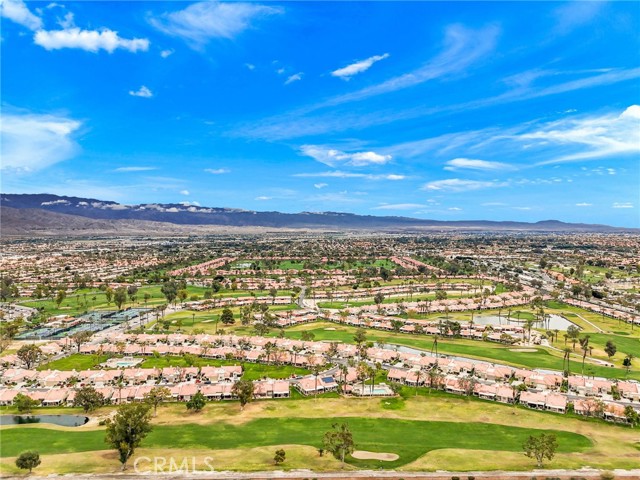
[0,193,634,236]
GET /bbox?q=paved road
[10,469,640,480]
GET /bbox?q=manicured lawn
[140,356,310,380]
[277,322,639,380]
[39,353,309,380]
[0,417,591,469]
[38,354,107,371]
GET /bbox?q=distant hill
[0,193,633,235]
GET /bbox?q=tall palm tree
[579,335,590,374]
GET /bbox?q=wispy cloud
[179,189,190,196]
[313,183,328,189]
[160,49,173,58]
[294,171,406,181]
[300,145,392,167]
[129,86,153,98]
[284,72,303,85]
[575,202,592,207]
[324,24,499,106]
[114,166,157,172]
[1,0,42,30]
[331,53,389,80]
[34,27,149,53]
[204,168,230,174]
[553,1,604,36]
[612,202,634,209]
[526,105,640,165]
[1,110,81,173]
[422,178,507,192]
[444,157,512,171]
[372,203,427,210]
[150,2,281,48]
[255,195,271,201]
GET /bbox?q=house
[519,391,547,410]
[545,393,567,413]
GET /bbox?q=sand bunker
[509,348,537,352]
[351,450,399,461]
[324,327,336,330]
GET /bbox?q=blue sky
[1,1,639,227]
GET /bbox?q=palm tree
[579,335,590,374]
[562,347,572,376]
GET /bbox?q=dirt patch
[509,348,537,352]
[351,450,399,461]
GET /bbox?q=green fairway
[0,417,591,468]
[38,354,309,380]
[38,354,107,371]
[275,322,639,380]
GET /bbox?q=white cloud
[612,202,634,209]
[114,166,156,172]
[422,178,506,192]
[331,53,389,80]
[444,157,512,171]
[204,168,230,175]
[245,63,255,70]
[150,2,281,47]
[575,203,592,207]
[255,195,272,201]
[448,207,462,211]
[0,0,42,31]
[1,110,81,173]
[553,1,604,36]
[323,24,499,106]
[313,183,328,189]
[527,105,640,165]
[294,171,405,181]
[129,86,153,98]
[481,202,507,207]
[180,190,190,195]
[57,11,74,29]
[34,27,149,53]
[372,203,427,210]
[160,49,173,58]
[300,145,392,167]
[284,72,303,85]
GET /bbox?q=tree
[71,330,93,353]
[567,325,580,351]
[105,403,153,471]
[17,344,42,369]
[144,386,171,417]
[623,354,633,375]
[160,280,178,305]
[55,289,66,308]
[624,405,639,427]
[220,308,235,325]
[114,287,128,311]
[353,328,367,346]
[523,433,558,467]
[105,287,114,305]
[323,422,354,467]
[274,448,286,465]
[186,391,206,412]
[579,335,590,374]
[14,393,39,413]
[604,340,617,361]
[74,386,105,413]
[15,451,41,473]
[232,379,255,410]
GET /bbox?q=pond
[469,313,577,330]
[0,414,88,427]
